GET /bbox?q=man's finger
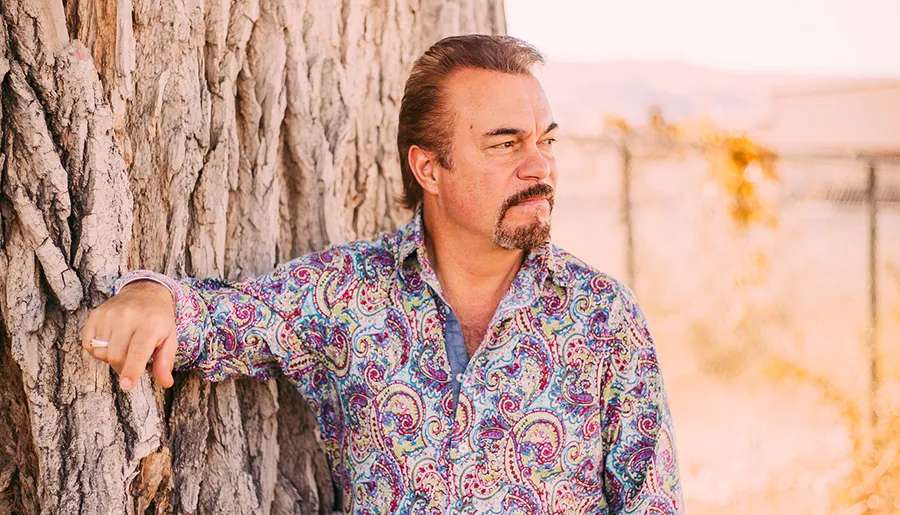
[151,329,177,389]
[90,338,109,363]
[119,329,159,391]
[81,311,105,357]
[106,325,134,374]
[81,312,96,353]
[83,313,111,363]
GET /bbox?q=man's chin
[492,218,552,250]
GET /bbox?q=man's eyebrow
[483,127,525,138]
[482,122,559,138]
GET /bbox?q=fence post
[866,160,879,439]
[621,141,636,287]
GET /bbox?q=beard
[492,183,555,250]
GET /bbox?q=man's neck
[422,208,525,355]
[422,209,524,304]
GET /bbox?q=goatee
[492,183,555,250]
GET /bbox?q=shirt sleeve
[113,247,359,460]
[111,248,358,384]
[600,284,684,514]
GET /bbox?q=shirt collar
[395,208,575,289]
[397,209,426,265]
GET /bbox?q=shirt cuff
[112,271,177,299]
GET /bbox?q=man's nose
[517,144,552,181]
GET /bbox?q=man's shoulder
[327,230,401,258]
[551,246,632,300]
[286,230,402,277]
[551,246,653,345]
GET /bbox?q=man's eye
[495,141,514,149]
[542,138,556,146]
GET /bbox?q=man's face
[436,68,558,250]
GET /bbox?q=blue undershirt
[443,308,470,412]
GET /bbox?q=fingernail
[120,377,133,391]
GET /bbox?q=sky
[505,0,900,78]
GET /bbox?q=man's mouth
[499,183,555,219]
[513,196,550,207]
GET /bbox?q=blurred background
[505,1,900,513]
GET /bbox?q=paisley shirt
[114,212,683,514]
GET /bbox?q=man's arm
[81,249,356,392]
[600,284,683,514]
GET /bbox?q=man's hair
[397,35,545,210]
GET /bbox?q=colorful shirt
[114,211,683,514]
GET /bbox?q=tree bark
[0,1,506,513]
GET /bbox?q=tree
[0,0,506,513]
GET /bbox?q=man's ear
[408,145,441,197]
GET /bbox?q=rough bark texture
[0,0,506,513]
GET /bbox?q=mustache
[499,183,555,218]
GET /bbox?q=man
[83,35,682,514]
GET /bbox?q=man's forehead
[444,69,554,131]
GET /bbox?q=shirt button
[455,373,464,383]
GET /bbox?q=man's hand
[81,280,178,391]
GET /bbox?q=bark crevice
[0,319,40,515]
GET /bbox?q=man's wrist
[118,276,176,299]
[112,270,178,300]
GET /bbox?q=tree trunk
[0,0,506,513]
